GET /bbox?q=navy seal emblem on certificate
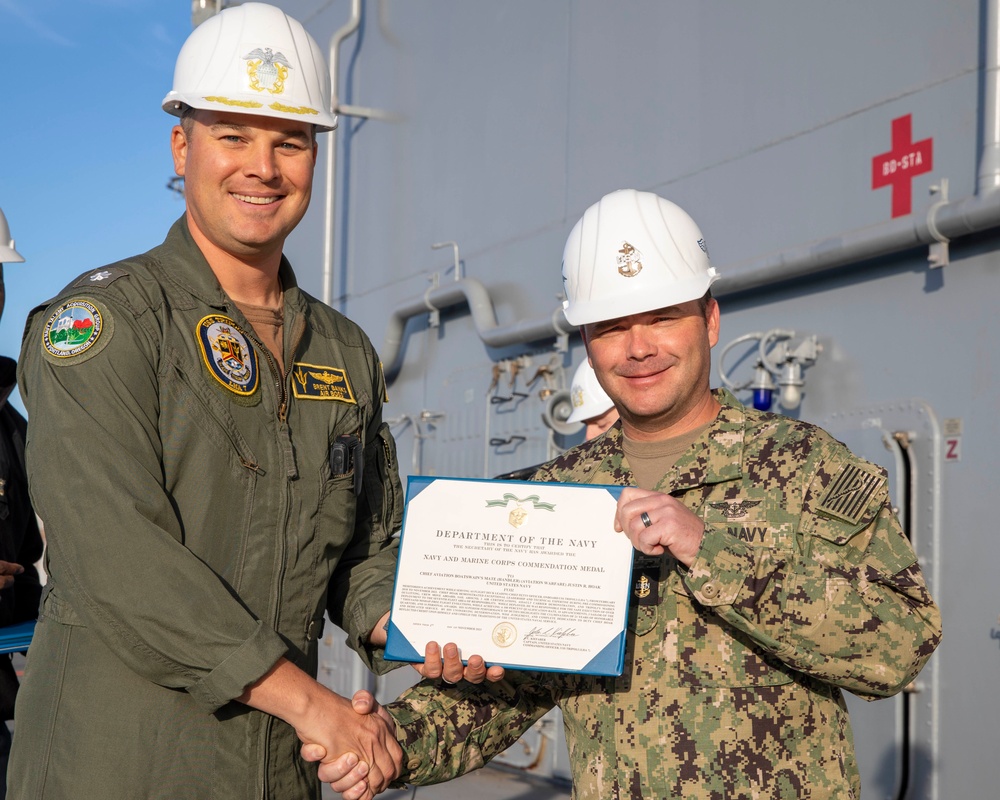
[385,476,634,676]
[197,315,259,396]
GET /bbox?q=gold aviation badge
[292,363,357,403]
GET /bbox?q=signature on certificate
[524,626,579,642]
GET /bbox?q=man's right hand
[296,690,401,798]
[302,690,395,800]
[240,658,401,799]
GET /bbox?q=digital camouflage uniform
[8,219,403,800]
[387,389,942,800]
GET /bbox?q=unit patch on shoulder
[816,462,884,524]
[71,266,129,289]
[291,363,356,403]
[41,299,113,364]
[197,315,259,397]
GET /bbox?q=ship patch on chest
[197,315,259,397]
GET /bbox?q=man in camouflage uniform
[321,190,942,800]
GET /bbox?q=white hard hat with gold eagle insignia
[161,2,338,131]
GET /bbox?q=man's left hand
[615,487,705,567]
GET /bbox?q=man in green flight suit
[7,5,494,799]
[320,189,943,800]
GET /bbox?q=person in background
[565,359,619,440]
[6,6,493,800]
[320,189,943,800]
[0,208,43,800]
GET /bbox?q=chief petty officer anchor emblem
[197,315,259,397]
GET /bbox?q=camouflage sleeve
[385,673,555,785]
[682,452,942,700]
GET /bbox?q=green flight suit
[388,390,942,800]
[8,219,402,799]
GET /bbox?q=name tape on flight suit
[291,363,356,403]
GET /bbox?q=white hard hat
[162,2,338,132]
[0,208,24,264]
[566,360,614,424]
[561,189,719,327]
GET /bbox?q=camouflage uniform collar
[664,388,745,492]
[548,388,747,491]
[613,388,746,492]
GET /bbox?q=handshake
[299,687,400,800]
[250,641,504,800]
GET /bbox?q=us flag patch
[816,463,883,524]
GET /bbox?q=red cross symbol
[871,114,933,218]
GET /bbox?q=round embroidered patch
[197,315,259,396]
[42,300,105,359]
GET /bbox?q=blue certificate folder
[0,620,35,654]
[384,476,632,676]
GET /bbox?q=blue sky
[1,0,194,411]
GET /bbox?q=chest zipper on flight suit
[240,319,306,799]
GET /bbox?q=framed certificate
[385,476,634,675]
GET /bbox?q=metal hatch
[820,400,941,800]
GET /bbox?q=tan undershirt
[622,420,714,490]
[234,299,285,375]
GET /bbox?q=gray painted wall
[260,2,999,797]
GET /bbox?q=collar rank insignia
[197,315,258,396]
[709,500,762,519]
[617,241,643,277]
[291,363,356,404]
[632,555,660,606]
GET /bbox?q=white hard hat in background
[561,189,719,327]
[566,360,614,424]
[0,208,24,264]
[162,2,338,131]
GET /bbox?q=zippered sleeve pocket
[360,422,403,542]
